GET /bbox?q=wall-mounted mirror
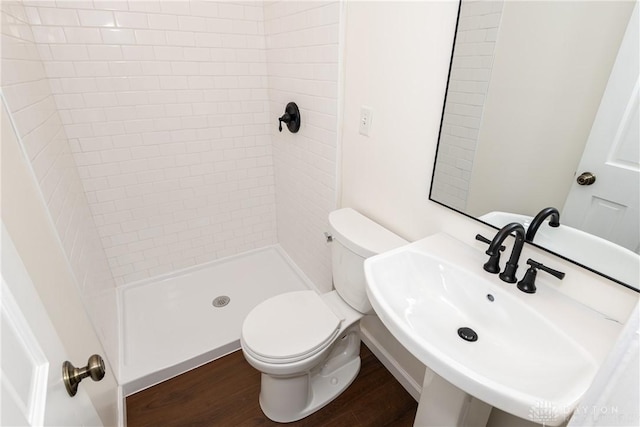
[430,0,639,290]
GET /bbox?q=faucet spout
[526,207,560,241]
[486,222,526,283]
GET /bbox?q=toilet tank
[328,208,408,313]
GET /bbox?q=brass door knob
[63,354,105,397]
[577,172,596,185]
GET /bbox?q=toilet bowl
[240,208,407,423]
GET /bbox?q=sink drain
[212,295,230,308]
[458,327,478,342]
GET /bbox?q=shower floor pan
[119,245,312,395]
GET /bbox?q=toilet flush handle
[324,232,333,243]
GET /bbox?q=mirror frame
[428,0,638,293]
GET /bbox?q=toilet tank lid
[329,208,408,257]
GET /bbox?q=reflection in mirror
[430,0,639,289]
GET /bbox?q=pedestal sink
[364,232,621,426]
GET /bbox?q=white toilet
[240,208,408,423]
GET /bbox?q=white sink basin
[480,211,639,288]
[364,233,614,425]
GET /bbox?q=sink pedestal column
[414,369,492,427]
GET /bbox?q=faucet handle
[517,259,565,293]
[476,234,505,274]
[475,234,505,251]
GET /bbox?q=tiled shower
[1,0,340,380]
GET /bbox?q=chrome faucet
[526,207,560,241]
[485,222,526,283]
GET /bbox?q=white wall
[341,0,464,241]
[24,0,277,285]
[1,0,119,378]
[264,1,340,292]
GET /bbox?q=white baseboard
[118,386,126,427]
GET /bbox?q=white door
[562,2,639,254]
[1,225,102,426]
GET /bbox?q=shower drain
[212,295,230,308]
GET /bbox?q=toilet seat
[241,291,341,364]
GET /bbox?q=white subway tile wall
[264,1,340,292]
[24,0,279,284]
[1,1,119,373]
[431,0,504,210]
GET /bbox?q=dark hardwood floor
[126,344,418,426]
